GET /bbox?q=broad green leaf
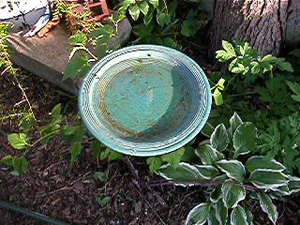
[97,196,111,206]
[228,112,242,138]
[194,165,219,180]
[222,40,236,57]
[70,142,81,164]
[13,157,28,176]
[143,5,154,24]
[249,169,288,189]
[216,200,228,224]
[208,206,219,225]
[132,24,153,38]
[216,160,246,182]
[229,58,239,71]
[68,31,87,46]
[61,125,77,138]
[138,1,149,15]
[210,186,222,203]
[185,203,210,225]
[162,37,177,49]
[92,141,103,159]
[210,123,229,151]
[88,25,114,39]
[156,13,171,27]
[221,181,246,208]
[250,61,261,75]
[276,59,294,72]
[129,4,140,21]
[245,156,285,173]
[216,50,232,62]
[231,63,247,74]
[7,133,28,150]
[1,155,13,166]
[216,78,225,90]
[149,0,159,8]
[95,44,107,58]
[261,54,277,63]
[107,149,123,161]
[286,81,300,102]
[93,171,109,182]
[50,104,61,116]
[230,205,249,225]
[288,176,300,194]
[161,147,185,169]
[158,162,200,186]
[213,88,223,105]
[233,122,257,158]
[195,144,224,165]
[257,191,278,224]
[147,156,162,173]
[64,55,90,81]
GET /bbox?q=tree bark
[203,0,300,58]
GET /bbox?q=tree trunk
[203,0,300,58]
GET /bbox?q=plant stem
[224,74,238,92]
[227,92,255,98]
[150,179,258,192]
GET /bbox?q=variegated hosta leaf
[195,144,224,165]
[158,162,200,187]
[194,165,219,180]
[233,122,257,158]
[257,191,278,225]
[288,176,300,194]
[245,207,254,225]
[210,186,222,204]
[185,203,210,225]
[210,123,229,151]
[271,184,290,196]
[230,205,249,225]
[208,206,219,225]
[216,160,246,182]
[245,156,286,173]
[221,181,246,208]
[215,200,228,224]
[249,169,288,189]
[228,112,243,138]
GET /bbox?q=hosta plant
[157,113,300,225]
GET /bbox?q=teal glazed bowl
[79,45,211,156]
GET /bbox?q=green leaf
[210,186,222,203]
[93,171,109,182]
[7,133,28,150]
[261,54,278,64]
[156,13,171,27]
[132,24,153,38]
[143,4,154,24]
[245,156,286,173]
[216,50,233,62]
[228,112,243,138]
[162,37,177,49]
[149,0,159,8]
[70,142,81,164]
[276,59,294,72]
[95,44,107,58]
[213,88,223,105]
[63,55,90,81]
[129,4,140,21]
[161,147,185,169]
[138,1,149,15]
[185,203,210,225]
[194,165,219,180]
[216,160,246,182]
[245,207,253,225]
[257,191,278,224]
[249,169,288,189]
[158,162,200,186]
[92,141,103,159]
[13,157,28,176]
[288,176,300,194]
[231,63,247,74]
[210,123,229,151]
[221,181,246,209]
[208,206,219,225]
[97,196,111,206]
[230,205,249,225]
[147,156,162,173]
[108,149,123,161]
[286,81,300,102]
[1,155,13,166]
[50,104,61,116]
[222,40,236,57]
[88,25,114,39]
[68,31,87,46]
[195,144,224,165]
[233,122,257,158]
[215,200,228,224]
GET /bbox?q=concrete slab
[7,18,132,95]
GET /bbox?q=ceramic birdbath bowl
[79,45,211,156]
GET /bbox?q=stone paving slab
[7,18,132,95]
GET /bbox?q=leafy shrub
[156,113,300,225]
